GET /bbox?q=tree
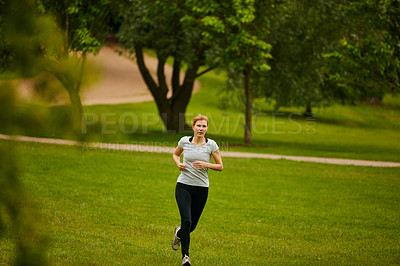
[324,0,400,104]
[117,0,271,136]
[37,0,112,127]
[117,0,211,132]
[258,0,344,115]
[214,0,272,144]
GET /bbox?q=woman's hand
[178,163,187,171]
[193,160,209,170]
[173,146,186,171]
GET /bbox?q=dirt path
[1,134,399,168]
[16,46,200,105]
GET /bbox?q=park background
[1,0,399,264]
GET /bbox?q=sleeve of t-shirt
[211,140,219,154]
[178,137,185,149]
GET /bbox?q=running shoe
[172,226,181,250]
[182,255,191,265]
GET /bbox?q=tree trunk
[68,89,83,118]
[158,103,189,134]
[47,63,84,134]
[134,44,200,133]
[305,102,313,117]
[63,85,86,136]
[244,67,252,145]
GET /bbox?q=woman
[172,114,223,265]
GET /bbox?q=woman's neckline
[189,136,208,146]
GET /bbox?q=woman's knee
[182,219,192,230]
[190,219,201,232]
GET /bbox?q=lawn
[1,141,399,264]
[4,68,400,162]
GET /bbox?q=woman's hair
[191,114,208,126]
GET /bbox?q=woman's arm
[193,150,223,171]
[173,146,187,171]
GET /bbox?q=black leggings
[175,182,209,258]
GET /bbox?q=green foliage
[218,68,247,112]
[0,1,12,73]
[324,0,400,103]
[324,38,395,102]
[241,0,400,111]
[0,0,42,76]
[33,0,112,126]
[38,0,111,55]
[258,0,344,111]
[183,0,272,72]
[118,0,271,72]
[118,0,195,63]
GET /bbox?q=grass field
[5,68,400,162]
[1,141,399,264]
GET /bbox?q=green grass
[1,141,399,264]
[4,61,400,162]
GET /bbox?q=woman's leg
[175,183,209,258]
[175,183,192,258]
[190,186,209,233]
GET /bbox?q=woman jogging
[172,114,223,266]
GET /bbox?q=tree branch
[172,57,181,94]
[75,52,87,93]
[134,44,160,102]
[195,67,215,78]
[170,61,200,106]
[157,54,169,98]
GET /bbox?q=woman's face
[193,120,208,138]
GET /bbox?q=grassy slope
[1,141,399,264]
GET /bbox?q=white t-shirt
[177,136,219,187]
